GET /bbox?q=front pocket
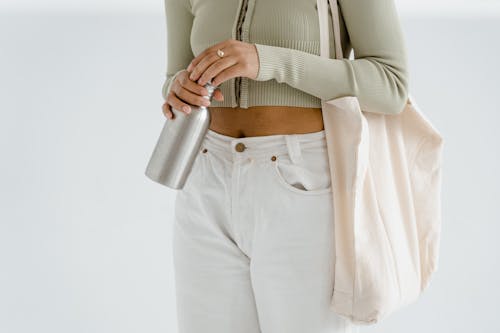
[271,148,332,196]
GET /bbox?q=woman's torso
[188,0,349,137]
[208,106,324,138]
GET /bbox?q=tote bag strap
[316,0,343,60]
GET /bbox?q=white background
[1,1,500,332]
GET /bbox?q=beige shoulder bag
[317,0,445,324]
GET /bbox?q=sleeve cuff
[161,69,185,101]
[253,43,305,82]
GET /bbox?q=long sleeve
[253,0,409,115]
[161,0,195,101]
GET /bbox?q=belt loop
[285,135,303,164]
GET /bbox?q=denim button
[235,142,246,152]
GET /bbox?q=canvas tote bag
[316,0,444,324]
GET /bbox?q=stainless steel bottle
[145,80,216,189]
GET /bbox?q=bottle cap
[203,80,216,101]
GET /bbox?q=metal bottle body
[145,81,215,189]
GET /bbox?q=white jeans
[173,128,359,333]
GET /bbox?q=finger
[174,84,212,108]
[162,101,174,119]
[189,43,237,82]
[197,55,238,86]
[210,64,241,88]
[178,73,209,97]
[213,89,224,101]
[167,91,193,114]
[187,40,228,72]
[189,52,221,83]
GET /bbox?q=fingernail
[182,105,191,113]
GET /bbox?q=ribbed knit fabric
[162,0,409,115]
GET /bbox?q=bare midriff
[208,106,324,138]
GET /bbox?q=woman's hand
[162,69,224,119]
[186,39,259,87]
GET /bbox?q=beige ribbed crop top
[162,0,410,115]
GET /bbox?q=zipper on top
[235,0,249,107]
